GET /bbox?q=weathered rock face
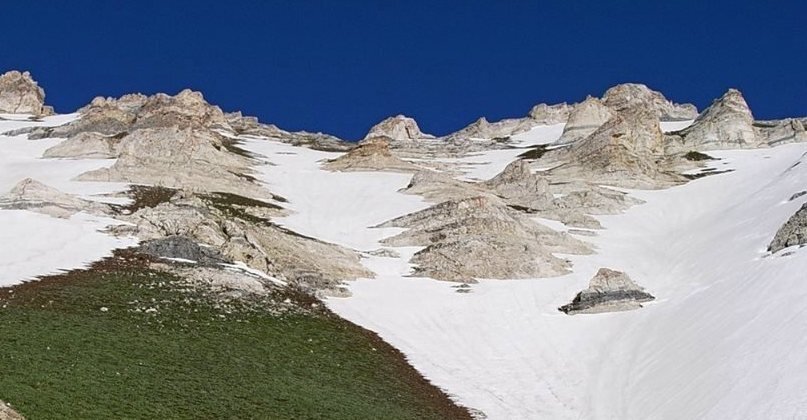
[667,89,758,152]
[324,137,421,172]
[548,107,684,188]
[364,114,434,141]
[77,127,271,199]
[115,191,372,296]
[0,70,50,116]
[559,268,655,314]
[483,159,553,211]
[225,112,353,152]
[138,235,232,266]
[755,118,807,146]
[43,131,121,159]
[602,83,698,121]
[0,178,108,218]
[556,96,615,144]
[528,103,571,124]
[769,202,807,253]
[377,196,591,282]
[0,400,24,420]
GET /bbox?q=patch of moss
[118,185,177,213]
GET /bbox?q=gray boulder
[559,268,655,314]
[769,202,807,253]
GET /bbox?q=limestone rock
[42,131,121,159]
[0,70,49,116]
[548,107,684,188]
[482,159,553,211]
[602,83,698,121]
[138,235,232,266]
[755,118,807,146]
[556,96,614,144]
[0,178,108,218]
[324,137,422,172]
[528,103,572,124]
[666,89,758,152]
[378,196,591,282]
[225,112,353,152]
[559,268,655,314]
[364,114,434,141]
[0,401,24,420]
[769,202,807,253]
[77,127,269,199]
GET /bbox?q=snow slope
[243,123,807,419]
[0,115,136,286]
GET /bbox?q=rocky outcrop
[0,70,51,116]
[0,401,24,420]
[602,83,698,121]
[138,235,232,266]
[225,112,353,152]
[377,196,591,282]
[769,202,807,253]
[666,89,758,153]
[43,131,121,159]
[114,190,371,295]
[324,137,422,172]
[77,127,271,199]
[556,96,615,145]
[528,103,572,124]
[443,117,533,142]
[548,107,684,188]
[755,118,807,146]
[0,178,108,218]
[559,268,655,314]
[364,114,434,141]
[482,159,553,211]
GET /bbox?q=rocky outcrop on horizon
[377,196,591,282]
[324,137,423,172]
[666,89,758,153]
[769,202,807,253]
[602,83,698,121]
[755,118,807,146]
[225,111,354,152]
[364,114,435,142]
[559,268,655,314]
[0,70,52,116]
[556,96,614,145]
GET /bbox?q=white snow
[242,132,807,419]
[0,115,137,286]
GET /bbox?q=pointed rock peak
[673,88,757,151]
[556,96,615,144]
[701,88,753,120]
[364,114,434,141]
[602,83,698,121]
[0,70,51,116]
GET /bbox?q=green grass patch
[0,253,469,420]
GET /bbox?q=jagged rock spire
[0,70,52,116]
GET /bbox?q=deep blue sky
[1,1,804,140]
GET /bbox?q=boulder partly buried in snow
[559,268,655,314]
[769,202,807,253]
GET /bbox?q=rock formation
[559,268,655,314]
[528,103,572,124]
[364,114,434,141]
[482,159,553,211]
[377,196,591,282]
[0,401,24,420]
[755,118,807,146]
[769,202,807,253]
[137,235,233,266]
[0,178,108,218]
[666,89,758,153]
[225,111,353,152]
[556,96,615,145]
[602,83,698,121]
[324,137,422,172]
[0,70,51,116]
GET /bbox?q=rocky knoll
[324,137,422,172]
[0,178,107,218]
[769,202,807,253]
[528,102,572,124]
[559,268,655,314]
[0,401,23,420]
[113,189,371,296]
[602,83,698,121]
[547,106,686,188]
[377,196,591,282]
[556,96,614,145]
[755,118,807,146]
[364,114,434,142]
[443,103,570,143]
[0,70,51,116]
[666,89,758,153]
[482,159,554,210]
[225,111,354,152]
